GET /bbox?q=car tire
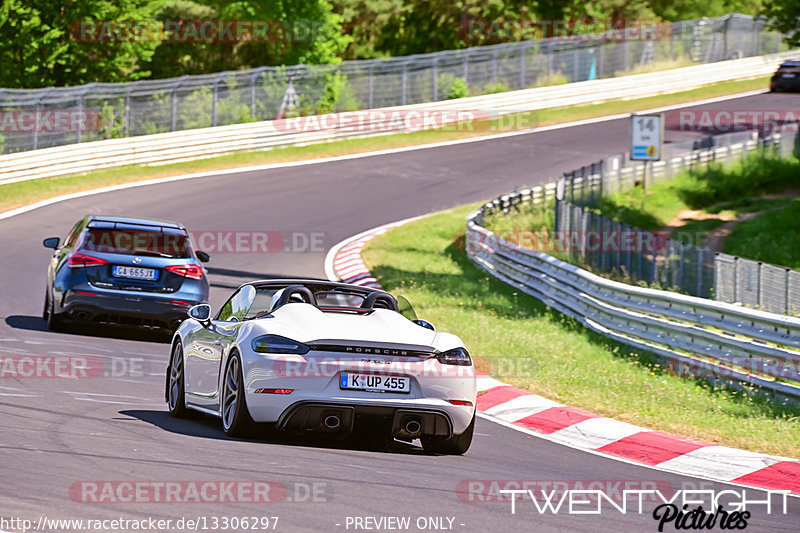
[44,291,65,332]
[221,352,255,437]
[167,341,189,418]
[421,412,475,455]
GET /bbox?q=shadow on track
[121,409,434,455]
[5,315,171,343]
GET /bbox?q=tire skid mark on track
[327,221,800,496]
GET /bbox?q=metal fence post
[519,44,526,89]
[32,96,42,150]
[432,59,438,100]
[124,87,132,137]
[697,246,703,296]
[249,69,263,119]
[171,83,178,131]
[401,62,407,106]
[572,41,580,81]
[368,65,374,108]
[211,79,219,127]
[757,262,763,308]
[76,94,83,143]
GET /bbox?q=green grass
[590,153,800,260]
[725,198,800,269]
[361,204,800,459]
[0,76,770,214]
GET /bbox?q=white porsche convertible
[165,279,477,454]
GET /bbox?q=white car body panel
[169,281,477,440]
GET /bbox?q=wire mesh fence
[554,131,800,315]
[0,13,786,155]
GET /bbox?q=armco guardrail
[553,131,800,316]
[466,187,800,400]
[0,51,796,186]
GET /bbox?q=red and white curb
[324,216,423,287]
[325,221,800,496]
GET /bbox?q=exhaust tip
[72,310,91,321]
[323,415,341,430]
[404,419,422,436]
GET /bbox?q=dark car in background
[43,215,210,332]
[770,60,800,92]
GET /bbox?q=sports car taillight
[251,334,310,355]
[164,264,204,280]
[436,347,472,366]
[67,253,109,267]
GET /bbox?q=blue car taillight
[436,347,472,366]
[251,334,310,354]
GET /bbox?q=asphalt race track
[1,92,799,532]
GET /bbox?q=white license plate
[112,265,158,280]
[340,373,410,393]
[782,73,796,78]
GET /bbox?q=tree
[144,0,350,78]
[0,0,160,88]
[763,0,800,47]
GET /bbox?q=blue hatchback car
[43,215,210,332]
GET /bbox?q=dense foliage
[0,0,794,88]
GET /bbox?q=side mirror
[43,237,60,249]
[188,304,211,327]
[196,251,210,263]
[413,319,435,331]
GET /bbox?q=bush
[535,72,569,87]
[481,82,510,94]
[437,73,469,100]
[98,100,126,139]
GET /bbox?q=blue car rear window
[80,228,191,258]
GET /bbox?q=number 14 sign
[630,114,663,161]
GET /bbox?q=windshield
[80,228,191,258]
[315,291,366,308]
[396,295,417,321]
